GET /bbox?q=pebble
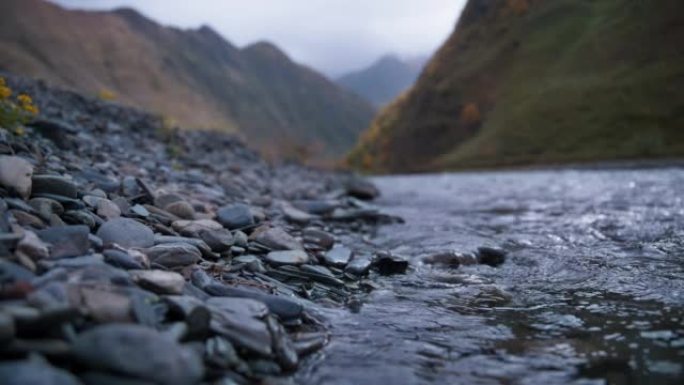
[345,255,373,276]
[129,270,186,294]
[0,155,33,199]
[37,225,90,258]
[96,199,122,220]
[216,203,254,229]
[96,218,154,248]
[207,297,270,319]
[252,227,303,250]
[266,250,309,266]
[303,228,335,249]
[164,200,195,219]
[17,230,49,260]
[72,324,204,385]
[31,175,78,198]
[144,243,201,268]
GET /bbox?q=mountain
[349,0,684,172]
[337,54,427,108]
[0,0,374,160]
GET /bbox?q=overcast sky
[50,0,467,77]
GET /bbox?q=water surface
[299,169,684,385]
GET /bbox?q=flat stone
[345,255,373,276]
[216,203,254,229]
[292,200,339,215]
[164,201,195,220]
[103,249,145,270]
[130,270,186,294]
[0,359,82,385]
[207,297,269,318]
[97,218,154,248]
[17,230,49,260]
[204,284,303,320]
[197,228,233,252]
[0,156,33,199]
[209,309,272,356]
[282,204,315,223]
[72,324,204,385]
[172,219,223,237]
[144,243,201,269]
[96,199,121,220]
[302,228,335,249]
[37,225,90,258]
[31,175,78,199]
[265,250,309,266]
[323,246,353,267]
[252,227,303,250]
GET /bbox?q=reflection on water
[298,169,684,385]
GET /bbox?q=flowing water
[298,169,684,385]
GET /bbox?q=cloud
[50,0,467,76]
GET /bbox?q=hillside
[349,0,684,172]
[0,0,374,159]
[337,54,427,108]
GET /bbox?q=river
[297,168,684,385]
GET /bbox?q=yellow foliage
[460,102,482,125]
[97,88,117,101]
[507,0,529,15]
[0,78,39,130]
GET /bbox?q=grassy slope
[349,0,684,172]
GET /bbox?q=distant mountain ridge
[0,0,374,159]
[337,54,427,108]
[350,0,684,172]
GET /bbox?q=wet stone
[374,253,409,275]
[164,200,195,220]
[216,203,254,229]
[210,308,273,356]
[207,297,270,319]
[96,199,122,220]
[0,155,33,199]
[477,247,507,267]
[345,255,373,276]
[72,324,204,385]
[96,218,154,248]
[266,250,309,266]
[37,225,90,258]
[324,246,353,267]
[31,175,78,199]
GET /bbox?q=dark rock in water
[37,225,90,258]
[96,218,154,248]
[0,359,83,385]
[205,284,303,320]
[265,250,309,266]
[252,227,303,251]
[216,203,254,229]
[302,228,335,249]
[374,253,408,275]
[345,255,373,276]
[346,178,380,200]
[144,243,201,269]
[292,332,328,356]
[324,246,353,267]
[0,155,33,199]
[422,251,462,268]
[72,324,204,385]
[31,175,78,199]
[476,247,507,267]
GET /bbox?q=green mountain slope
[0,0,374,159]
[349,0,684,172]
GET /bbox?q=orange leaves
[506,0,529,15]
[460,102,482,126]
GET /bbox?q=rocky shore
[0,74,403,385]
